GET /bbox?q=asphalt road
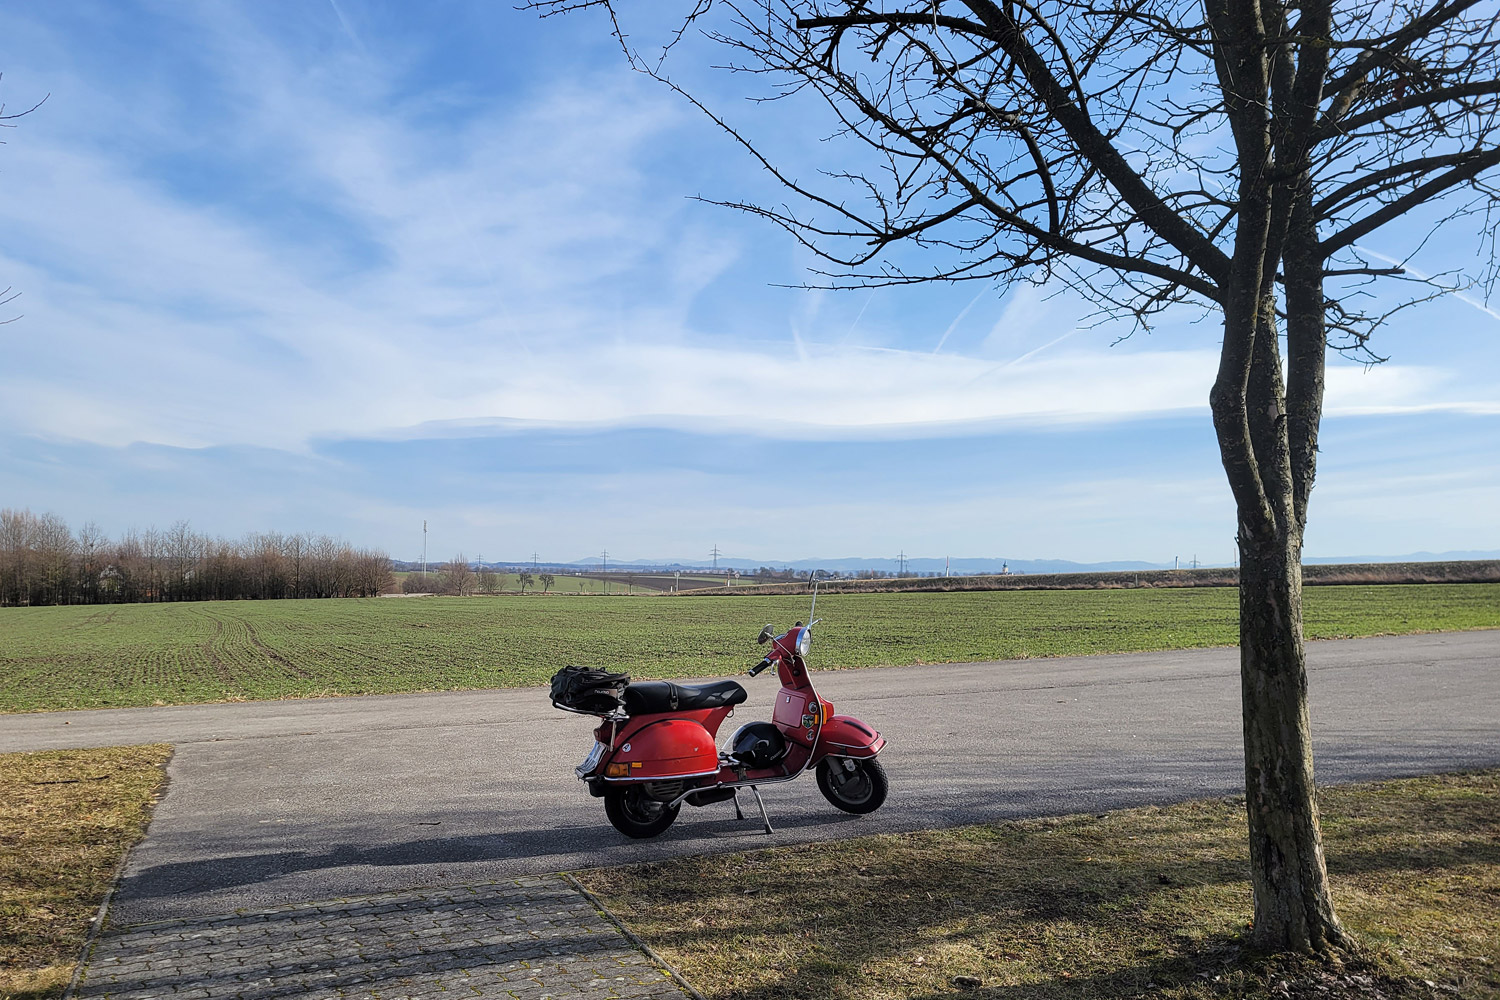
[3,631,1497,926]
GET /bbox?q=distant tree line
[0,509,393,607]
[400,555,558,596]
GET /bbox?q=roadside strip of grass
[4,584,1499,713]
[578,771,1500,1000]
[0,746,171,1000]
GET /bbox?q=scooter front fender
[819,714,885,758]
[603,718,720,782]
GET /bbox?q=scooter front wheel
[604,785,681,839]
[816,757,888,814]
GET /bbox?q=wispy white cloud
[2,2,1497,462]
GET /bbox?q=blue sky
[2,1,1497,566]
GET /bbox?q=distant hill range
[394,550,1500,575]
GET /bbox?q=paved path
[6,630,1496,927]
[75,876,690,1000]
[6,631,1495,999]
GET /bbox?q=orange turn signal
[605,763,630,777]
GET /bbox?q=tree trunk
[1237,527,1349,952]
[1214,248,1350,953]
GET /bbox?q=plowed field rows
[2,585,1497,712]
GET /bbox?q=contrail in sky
[1354,244,1500,323]
[839,291,876,344]
[328,0,367,53]
[933,284,992,354]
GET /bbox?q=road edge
[563,872,708,1000]
[61,747,174,1000]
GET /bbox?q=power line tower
[421,520,428,580]
[532,552,539,570]
[897,550,907,576]
[710,544,721,570]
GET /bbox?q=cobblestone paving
[74,876,692,1000]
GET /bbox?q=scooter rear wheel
[604,785,681,838]
[816,757,888,814]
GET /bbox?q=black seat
[623,679,748,715]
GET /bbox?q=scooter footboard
[819,715,885,757]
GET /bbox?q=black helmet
[728,722,788,768]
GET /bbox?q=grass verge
[3,584,1499,712]
[0,746,171,1000]
[578,770,1500,999]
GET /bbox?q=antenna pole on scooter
[809,579,819,623]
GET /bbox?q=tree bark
[1237,524,1350,953]
[1229,291,1349,953]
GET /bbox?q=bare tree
[517,571,536,594]
[76,521,108,605]
[1,78,47,326]
[533,0,1500,953]
[441,553,477,596]
[0,509,395,605]
[539,572,556,594]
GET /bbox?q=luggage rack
[551,699,628,723]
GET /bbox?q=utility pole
[897,550,907,576]
[710,544,721,570]
[422,520,427,581]
[532,552,539,570]
[602,549,608,595]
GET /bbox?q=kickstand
[748,785,774,835]
[732,790,745,821]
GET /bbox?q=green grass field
[1,585,1496,713]
[393,572,619,594]
[391,572,727,594]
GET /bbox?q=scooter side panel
[819,714,885,757]
[602,717,720,781]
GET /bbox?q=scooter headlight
[797,628,811,657]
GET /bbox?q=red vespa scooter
[552,592,887,838]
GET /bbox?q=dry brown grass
[579,771,1500,1000]
[0,746,171,1000]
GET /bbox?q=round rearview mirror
[757,624,775,645]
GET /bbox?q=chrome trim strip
[551,700,627,723]
[598,766,722,783]
[825,742,885,758]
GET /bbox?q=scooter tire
[603,785,680,839]
[815,757,888,815]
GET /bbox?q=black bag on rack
[550,665,631,714]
